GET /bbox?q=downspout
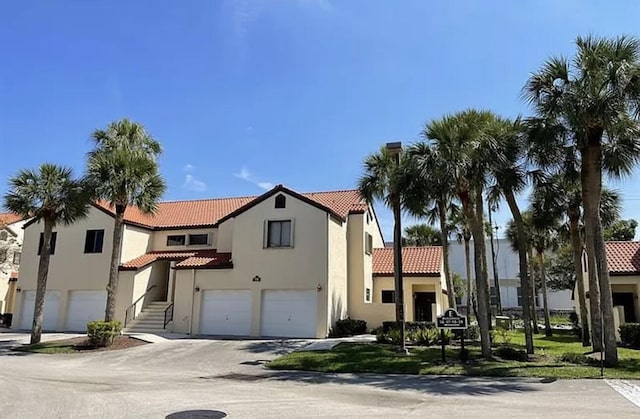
[188,269,196,335]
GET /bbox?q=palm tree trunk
[464,237,473,317]
[504,190,534,354]
[438,200,455,309]
[31,218,54,345]
[392,198,405,326]
[459,189,491,359]
[569,207,590,346]
[105,207,125,322]
[488,202,502,315]
[583,135,618,366]
[581,144,603,353]
[529,246,539,334]
[538,249,552,337]
[476,190,492,331]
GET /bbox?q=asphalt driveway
[1,332,639,418]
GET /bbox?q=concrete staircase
[124,301,173,333]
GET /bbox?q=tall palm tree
[405,142,457,309]
[358,146,410,326]
[423,109,494,358]
[86,119,166,322]
[486,117,534,353]
[450,208,475,317]
[3,164,90,344]
[524,35,640,366]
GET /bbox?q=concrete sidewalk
[298,334,376,351]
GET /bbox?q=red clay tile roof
[0,213,22,226]
[119,250,232,271]
[606,241,640,274]
[372,246,442,276]
[97,187,368,230]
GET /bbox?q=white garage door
[261,290,317,338]
[200,290,252,336]
[65,291,107,332]
[19,291,60,331]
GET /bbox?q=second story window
[167,235,186,246]
[12,251,21,265]
[84,229,104,254]
[38,232,57,255]
[266,220,292,248]
[188,234,209,246]
[365,233,373,255]
[381,290,395,304]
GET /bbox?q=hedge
[87,320,122,347]
[619,323,640,349]
[328,318,367,338]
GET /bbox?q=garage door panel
[65,291,107,332]
[261,290,317,338]
[19,291,60,331]
[200,290,252,336]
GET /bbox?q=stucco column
[167,261,176,302]
[435,281,444,316]
[404,281,413,322]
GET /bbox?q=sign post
[436,308,468,363]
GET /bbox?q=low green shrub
[382,321,435,334]
[87,320,122,347]
[560,352,599,366]
[492,327,512,346]
[411,327,440,346]
[494,345,528,362]
[620,323,640,349]
[328,318,367,338]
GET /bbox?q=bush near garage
[328,318,367,337]
[619,323,640,349]
[87,320,122,347]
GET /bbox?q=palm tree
[423,110,494,359]
[485,116,535,353]
[450,209,475,317]
[405,142,457,309]
[3,164,90,343]
[358,146,410,327]
[86,119,166,322]
[524,35,640,366]
[403,224,442,246]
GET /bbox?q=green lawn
[267,330,640,379]
[17,340,82,354]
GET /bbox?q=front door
[612,292,636,323]
[414,292,436,322]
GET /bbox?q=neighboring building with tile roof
[576,241,640,335]
[0,214,26,321]
[14,185,447,337]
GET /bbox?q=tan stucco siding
[152,228,218,251]
[120,225,152,263]
[216,220,234,252]
[14,208,115,330]
[347,214,365,319]
[327,217,348,330]
[130,262,169,316]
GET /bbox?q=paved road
[0,333,639,418]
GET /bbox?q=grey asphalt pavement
[0,332,639,418]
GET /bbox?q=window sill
[264,246,294,250]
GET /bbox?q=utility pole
[487,201,502,315]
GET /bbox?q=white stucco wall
[327,217,348,330]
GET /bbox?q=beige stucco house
[13,185,448,338]
[0,213,25,320]
[576,241,640,339]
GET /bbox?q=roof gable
[606,241,640,275]
[372,246,442,276]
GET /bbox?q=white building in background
[448,238,573,311]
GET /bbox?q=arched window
[275,194,286,209]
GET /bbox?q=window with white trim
[266,220,292,248]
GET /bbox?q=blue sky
[1,1,639,240]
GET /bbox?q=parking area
[0,332,639,418]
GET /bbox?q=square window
[167,235,186,246]
[381,290,395,304]
[12,251,21,265]
[38,232,57,255]
[365,288,371,302]
[266,220,292,248]
[84,229,104,253]
[365,233,373,255]
[188,234,209,246]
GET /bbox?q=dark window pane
[267,221,292,248]
[365,288,371,302]
[381,290,395,304]
[84,230,104,253]
[167,235,186,246]
[188,234,209,245]
[275,194,286,209]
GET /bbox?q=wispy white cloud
[181,164,206,192]
[234,166,275,190]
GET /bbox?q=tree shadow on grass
[262,370,543,397]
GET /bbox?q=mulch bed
[38,335,147,352]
